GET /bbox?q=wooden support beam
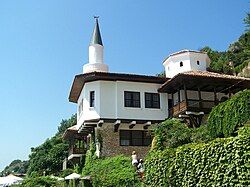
[97,120,104,127]
[84,122,97,127]
[143,121,151,130]
[114,120,121,132]
[129,121,136,129]
[184,84,188,101]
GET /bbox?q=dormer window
[180,61,183,67]
[197,60,200,65]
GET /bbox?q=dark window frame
[90,91,95,107]
[124,91,141,108]
[119,130,152,146]
[145,92,160,109]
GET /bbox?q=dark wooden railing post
[184,84,188,107]
[171,93,174,107]
[214,88,217,105]
[178,89,180,111]
[229,89,232,98]
[198,87,202,109]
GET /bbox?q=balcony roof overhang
[158,71,250,93]
[62,125,87,140]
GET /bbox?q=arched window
[197,60,200,65]
[180,61,183,67]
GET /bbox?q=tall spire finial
[90,16,103,46]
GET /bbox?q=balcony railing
[69,146,85,156]
[169,100,217,117]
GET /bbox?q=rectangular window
[90,91,95,107]
[124,91,140,108]
[119,130,152,146]
[145,93,160,108]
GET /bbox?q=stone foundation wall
[98,124,151,159]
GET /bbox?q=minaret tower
[83,17,109,73]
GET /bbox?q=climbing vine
[207,89,250,138]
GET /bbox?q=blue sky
[0,0,249,171]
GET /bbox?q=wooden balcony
[69,146,85,156]
[169,100,216,118]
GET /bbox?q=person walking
[131,151,138,167]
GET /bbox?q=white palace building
[62,18,250,167]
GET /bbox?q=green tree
[1,160,29,176]
[244,12,250,31]
[200,14,250,75]
[27,114,76,176]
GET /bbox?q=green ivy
[169,125,250,186]
[82,140,96,176]
[207,89,250,138]
[144,125,250,187]
[144,149,175,186]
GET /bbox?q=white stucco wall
[163,51,210,78]
[77,80,169,127]
[115,81,168,120]
[164,53,191,78]
[77,81,101,128]
[169,90,229,107]
[186,90,229,101]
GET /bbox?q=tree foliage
[1,160,29,176]
[207,89,250,138]
[27,114,76,176]
[200,13,250,75]
[14,176,62,187]
[244,12,250,32]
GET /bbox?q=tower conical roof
[90,17,103,46]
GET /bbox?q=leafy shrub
[153,119,192,150]
[84,155,140,187]
[153,119,212,151]
[169,125,250,186]
[60,168,74,178]
[144,149,175,186]
[16,176,61,187]
[207,89,250,138]
[190,125,212,143]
